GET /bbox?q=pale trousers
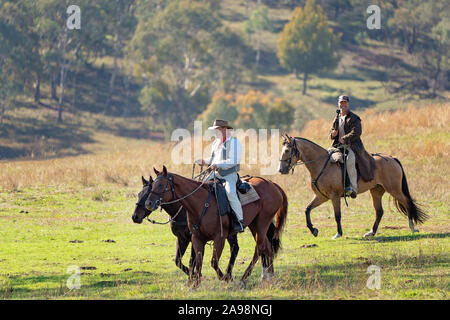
[205,171,243,221]
[346,148,358,193]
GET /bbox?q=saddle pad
[238,185,260,206]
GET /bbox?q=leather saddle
[236,174,251,194]
[209,174,251,217]
[329,147,360,196]
[209,177,246,233]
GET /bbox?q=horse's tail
[266,223,279,256]
[392,158,428,224]
[269,182,288,256]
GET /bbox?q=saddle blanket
[327,147,344,163]
[238,184,260,206]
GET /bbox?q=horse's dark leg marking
[175,236,190,275]
[241,228,259,284]
[211,237,226,281]
[190,235,205,288]
[224,235,239,282]
[305,195,328,237]
[331,196,343,238]
[367,185,385,236]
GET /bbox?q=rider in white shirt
[195,119,244,233]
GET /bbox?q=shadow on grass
[4,271,159,297]
[240,244,449,291]
[355,232,450,243]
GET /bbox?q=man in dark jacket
[330,95,375,198]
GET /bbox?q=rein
[284,138,333,198]
[149,171,209,207]
[282,139,329,174]
[146,205,183,225]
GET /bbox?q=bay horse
[132,176,280,281]
[145,166,288,287]
[279,134,427,239]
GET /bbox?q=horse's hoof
[364,231,375,238]
[412,229,419,233]
[192,281,200,289]
[239,280,247,289]
[223,274,233,283]
[312,228,319,237]
[331,233,342,240]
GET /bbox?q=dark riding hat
[208,119,233,130]
[338,95,350,102]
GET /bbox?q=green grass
[1,182,448,299]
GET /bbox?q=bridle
[280,139,300,174]
[135,175,180,224]
[281,138,330,173]
[147,173,207,207]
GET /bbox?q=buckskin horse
[132,175,280,281]
[145,166,288,287]
[279,134,427,239]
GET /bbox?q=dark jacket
[330,111,375,182]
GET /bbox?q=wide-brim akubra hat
[208,119,233,130]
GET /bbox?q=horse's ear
[162,165,168,176]
[153,167,159,175]
[149,176,154,184]
[142,176,148,186]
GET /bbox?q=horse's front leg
[224,234,239,282]
[175,236,190,276]
[305,195,328,237]
[190,235,205,288]
[331,196,343,239]
[211,236,226,281]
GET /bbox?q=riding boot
[230,213,245,234]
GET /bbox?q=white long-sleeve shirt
[205,136,242,170]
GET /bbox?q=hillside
[0,0,448,160]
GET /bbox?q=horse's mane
[170,172,210,190]
[294,137,327,152]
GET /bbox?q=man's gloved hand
[331,129,338,138]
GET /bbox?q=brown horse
[145,166,287,287]
[132,175,280,281]
[132,175,239,280]
[279,134,427,239]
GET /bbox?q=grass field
[0,105,449,299]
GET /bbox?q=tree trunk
[72,70,78,109]
[432,53,441,97]
[58,29,68,123]
[34,74,41,103]
[106,2,123,113]
[302,73,308,95]
[0,101,5,124]
[51,71,58,100]
[256,32,261,67]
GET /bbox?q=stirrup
[345,187,357,198]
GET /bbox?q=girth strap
[191,184,213,236]
[311,154,332,199]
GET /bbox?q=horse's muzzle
[278,163,289,175]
